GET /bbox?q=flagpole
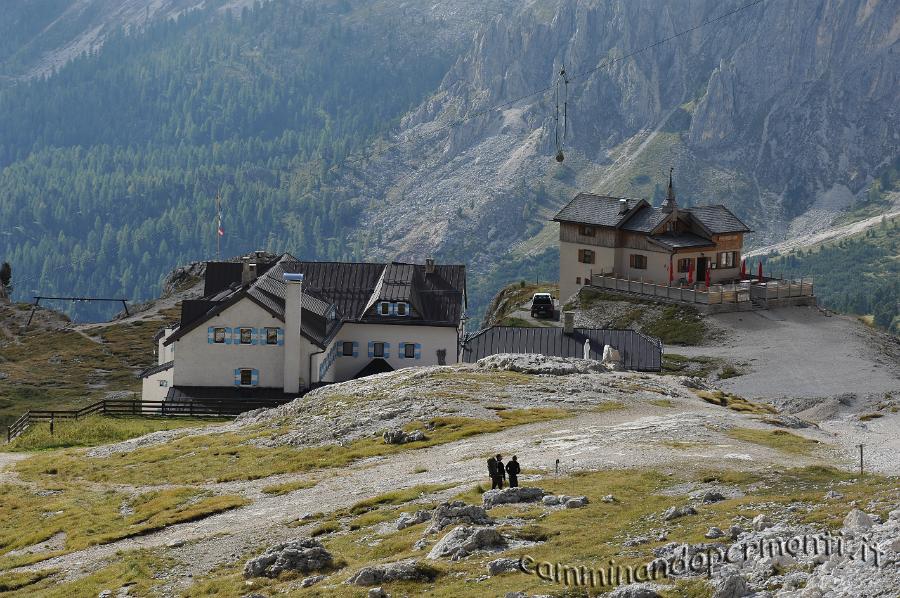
[215,192,221,261]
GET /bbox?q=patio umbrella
[687,259,694,285]
[757,260,763,280]
[705,264,711,288]
[669,255,674,285]
[740,258,746,278]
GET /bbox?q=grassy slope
[0,301,180,427]
[176,466,896,598]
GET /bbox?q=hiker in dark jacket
[493,454,506,489]
[506,455,520,487]
[487,456,497,482]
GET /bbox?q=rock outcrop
[427,526,507,560]
[427,501,493,533]
[482,487,545,508]
[346,559,436,586]
[243,538,332,578]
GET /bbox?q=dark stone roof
[684,205,751,234]
[648,231,716,249]
[620,205,668,233]
[165,254,466,349]
[552,193,644,227]
[139,360,174,378]
[461,326,662,372]
[553,193,750,235]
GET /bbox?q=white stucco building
[141,255,466,402]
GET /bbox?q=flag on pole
[217,212,224,237]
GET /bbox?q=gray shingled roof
[552,193,644,227]
[620,205,668,233]
[166,255,466,349]
[684,205,751,234]
[648,231,716,249]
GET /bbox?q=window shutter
[578,249,583,262]
[389,302,396,316]
[233,368,241,386]
[251,369,259,386]
[352,341,359,357]
[250,328,257,345]
[414,343,421,360]
[368,341,374,358]
[224,327,233,345]
[383,342,390,358]
[277,328,284,346]
[207,327,214,344]
[398,342,405,358]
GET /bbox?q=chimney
[618,198,629,214]
[425,258,435,274]
[241,258,258,286]
[563,310,575,334]
[282,273,305,393]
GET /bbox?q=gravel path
[673,307,900,400]
[8,397,823,590]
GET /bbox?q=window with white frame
[265,327,278,345]
[214,327,226,343]
[396,302,408,316]
[379,302,390,316]
[373,342,385,358]
[342,341,354,356]
[404,343,416,359]
[719,251,737,268]
[239,327,253,344]
[159,380,168,387]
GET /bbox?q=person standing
[493,454,506,489]
[506,455,520,487]
[487,455,498,488]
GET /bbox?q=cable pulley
[554,66,569,162]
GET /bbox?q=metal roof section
[620,205,669,233]
[462,326,662,371]
[648,231,717,249]
[683,205,752,234]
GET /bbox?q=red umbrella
[687,259,694,285]
[740,258,746,278]
[705,264,711,288]
[757,260,763,280]
[669,255,674,285]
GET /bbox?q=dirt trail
[10,401,825,588]
[744,208,900,259]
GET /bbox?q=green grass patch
[661,353,722,377]
[0,550,171,597]
[6,416,225,451]
[260,479,318,495]
[643,305,707,345]
[0,484,247,569]
[726,428,820,456]
[695,390,776,415]
[859,413,884,422]
[16,409,570,486]
[649,399,675,408]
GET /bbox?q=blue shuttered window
[234,368,259,386]
[352,341,359,357]
[399,342,423,360]
[277,328,284,346]
[208,327,215,344]
[414,343,421,359]
[223,327,232,345]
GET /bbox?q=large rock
[482,487,545,508]
[243,538,332,578]
[487,557,521,576]
[396,509,433,530]
[712,574,750,598]
[427,526,507,560]
[608,584,660,597]
[565,496,589,509]
[476,353,607,375]
[701,491,726,504]
[663,505,697,521]
[382,429,425,444]
[843,509,873,533]
[427,501,493,533]
[751,514,773,531]
[346,559,435,586]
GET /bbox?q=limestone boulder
[243,538,332,578]
[427,526,507,560]
[482,487,545,508]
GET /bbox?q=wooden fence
[6,398,293,443]
[590,274,814,306]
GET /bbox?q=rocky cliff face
[345,0,898,268]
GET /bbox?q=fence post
[50,413,54,436]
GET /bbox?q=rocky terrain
[0,351,897,597]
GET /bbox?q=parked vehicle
[530,293,555,318]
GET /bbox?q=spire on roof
[662,167,677,214]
